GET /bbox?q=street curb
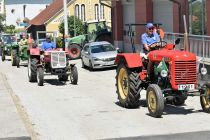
[0,73,37,140]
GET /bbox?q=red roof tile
[29,0,71,26]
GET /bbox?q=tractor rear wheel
[70,65,78,84]
[28,57,38,82]
[116,63,141,108]
[37,67,44,86]
[68,44,81,60]
[1,50,5,61]
[11,49,18,66]
[200,83,210,113]
[58,74,68,81]
[146,84,164,118]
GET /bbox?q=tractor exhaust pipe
[183,15,189,52]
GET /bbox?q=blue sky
[5,0,53,5]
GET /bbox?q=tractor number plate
[178,84,195,90]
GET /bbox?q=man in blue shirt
[41,36,56,51]
[141,23,160,54]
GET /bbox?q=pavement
[0,73,31,140]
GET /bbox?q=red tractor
[27,31,78,86]
[115,24,210,118]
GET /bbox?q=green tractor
[0,34,16,62]
[10,33,29,67]
[67,21,112,59]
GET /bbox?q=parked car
[81,41,117,70]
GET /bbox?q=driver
[41,36,56,51]
[19,34,28,52]
[141,23,161,54]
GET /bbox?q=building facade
[112,0,210,52]
[5,0,52,27]
[0,0,5,14]
[46,0,111,35]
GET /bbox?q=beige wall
[46,0,111,35]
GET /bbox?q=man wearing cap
[141,23,161,54]
[41,36,56,51]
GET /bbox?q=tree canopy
[0,14,5,33]
[59,16,85,37]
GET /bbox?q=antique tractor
[67,21,112,60]
[27,31,78,86]
[0,34,15,61]
[115,24,210,118]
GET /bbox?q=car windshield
[91,44,115,53]
[2,36,15,44]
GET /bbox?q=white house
[5,0,53,27]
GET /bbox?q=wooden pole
[183,15,189,51]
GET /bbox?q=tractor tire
[116,63,141,108]
[200,83,210,113]
[1,50,5,61]
[37,67,44,86]
[11,49,18,66]
[68,44,81,60]
[58,74,68,81]
[70,65,78,85]
[28,57,38,82]
[146,84,164,118]
[0,47,2,56]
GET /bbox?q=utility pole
[63,0,69,47]
[74,1,76,37]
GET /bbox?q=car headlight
[201,67,207,75]
[160,70,168,77]
[93,57,101,61]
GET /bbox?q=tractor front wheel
[146,84,164,118]
[28,57,38,82]
[37,67,44,86]
[1,50,5,61]
[116,63,141,108]
[68,44,81,60]
[11,49,18,66]
[70,65,78,85]
[200,83,210,113]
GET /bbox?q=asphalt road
[0,58,210,140]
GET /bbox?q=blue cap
[146,23,154,28]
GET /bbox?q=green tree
[59,16,85,37]
[0,14,6,33]
[4,25,16,34]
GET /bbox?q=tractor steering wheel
[149,41,167,50]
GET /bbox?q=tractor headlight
[160,70,168,77]
[201,67,207,75]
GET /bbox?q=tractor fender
[29,48,40,56]
[69,43,82,49]
[115,53,143,68]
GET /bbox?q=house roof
[29,0,71,26]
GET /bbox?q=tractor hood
[148,49,196,62]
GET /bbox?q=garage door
[153,0,173,32]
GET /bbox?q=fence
[164,32,210,59]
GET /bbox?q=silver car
[81,41,117,70]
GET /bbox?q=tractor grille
[51,51,66,68]
[174,60,197,84]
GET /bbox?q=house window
[81,4,85,22]
[95,4,99,20]
[75,4,80,18]
[100,4,104,20]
